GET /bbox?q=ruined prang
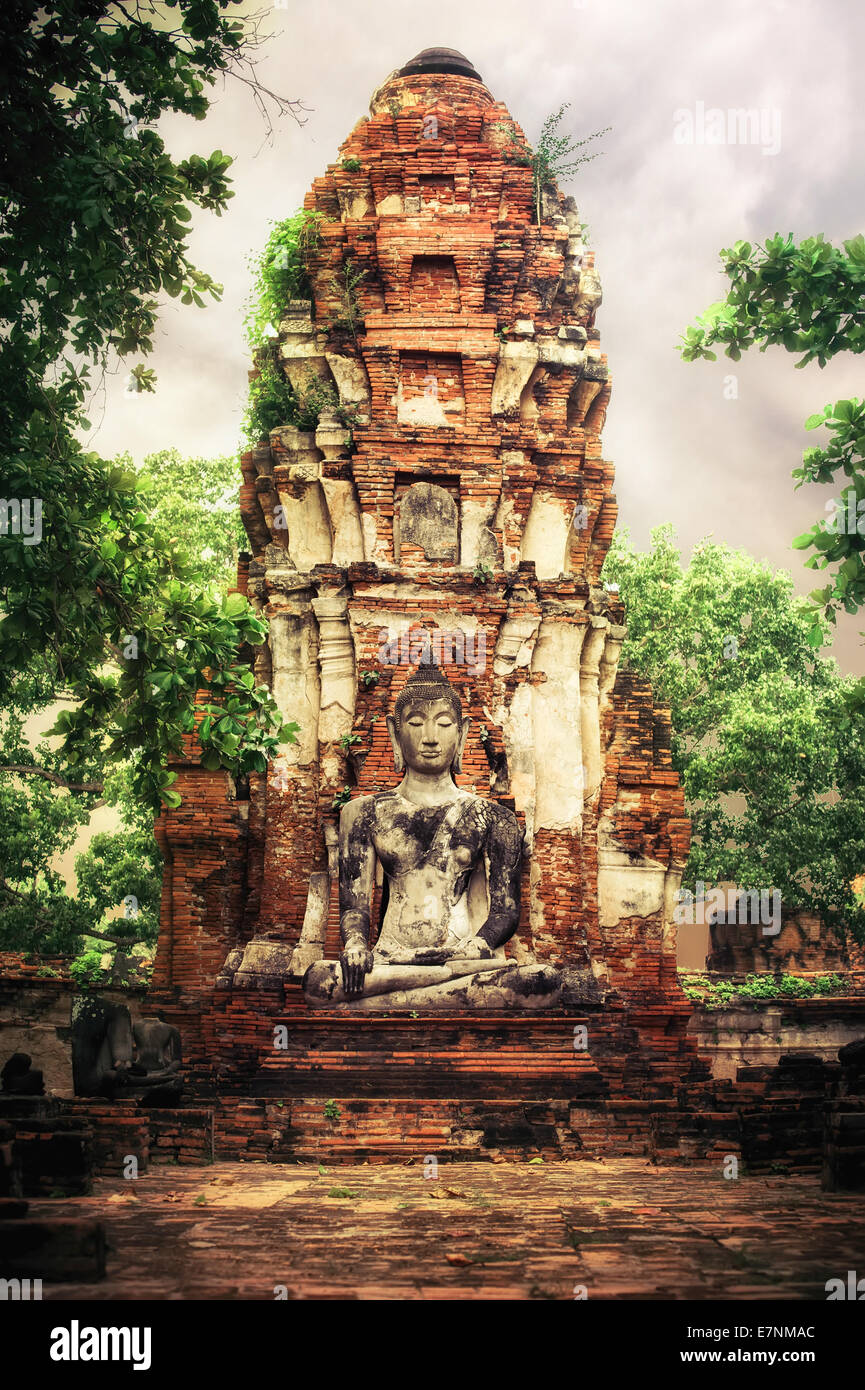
[153,47,689,1034]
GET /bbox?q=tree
[602,526,865,941]
[74,826,162,948]
[679,234,865,637]
[0,1,303,815]
[0,447,255,955]
[135,448,245,595]
[0,693,164,957]
[243,209,322,350]
[240,208,352,444]
[0,702,98,954]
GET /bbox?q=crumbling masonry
[147,50,735,1161]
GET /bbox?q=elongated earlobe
[453,717,470,774]
[386,714,404,774]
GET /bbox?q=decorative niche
[394,473,460,563]
[396,351,465,427]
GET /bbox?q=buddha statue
[303,663,562,1010]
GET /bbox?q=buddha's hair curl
[393,661,463,726]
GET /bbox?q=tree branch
[84,927,146,947]
[0,764,104,794]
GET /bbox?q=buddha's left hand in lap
[449,934,497,960]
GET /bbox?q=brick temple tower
[152,51,693,1118]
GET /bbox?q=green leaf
[223,592,248,618]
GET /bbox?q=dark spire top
[394,658,463,723]
[403,660,453,690]
[398,48,483,82]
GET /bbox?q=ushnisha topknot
[393,660,463,726]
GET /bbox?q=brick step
[268,1145,589,1165]
[62,1101,214,1174]
[249,1073,608,1101]
[201,1071,693,1102]
[209,1096,673,1163]
[249,1029,700,1100]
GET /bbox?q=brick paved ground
[34,1159,865,1300]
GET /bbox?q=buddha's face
[391,696,464,776]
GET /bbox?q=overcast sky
[86,0,865,674]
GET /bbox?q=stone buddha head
[387,661,469,779]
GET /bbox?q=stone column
[492,592,540,819]
[520,489,573,579]
[256,572,321,942]
[598,623,626,706]
[270,427,333,571]
[315,410,365,566]
[579,616,609,806]
[311,589,357,782]
[274,589,356,975]
[528,608,588,964]
[530,609,587,834]
[289,822,339,979]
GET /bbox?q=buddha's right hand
[340,936,374,998]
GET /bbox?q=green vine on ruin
[507,105,610,226]
[242,209,331,444]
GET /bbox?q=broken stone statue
[71,997,182,1100]
[1,1052,44,1096]
[303,663,562,1011]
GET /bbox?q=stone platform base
[212,1094,739,1165]
[25,1083,850,1174]
[56,1068,857,1176]
[74,993,861,1178]
[184,1001,708,1101]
